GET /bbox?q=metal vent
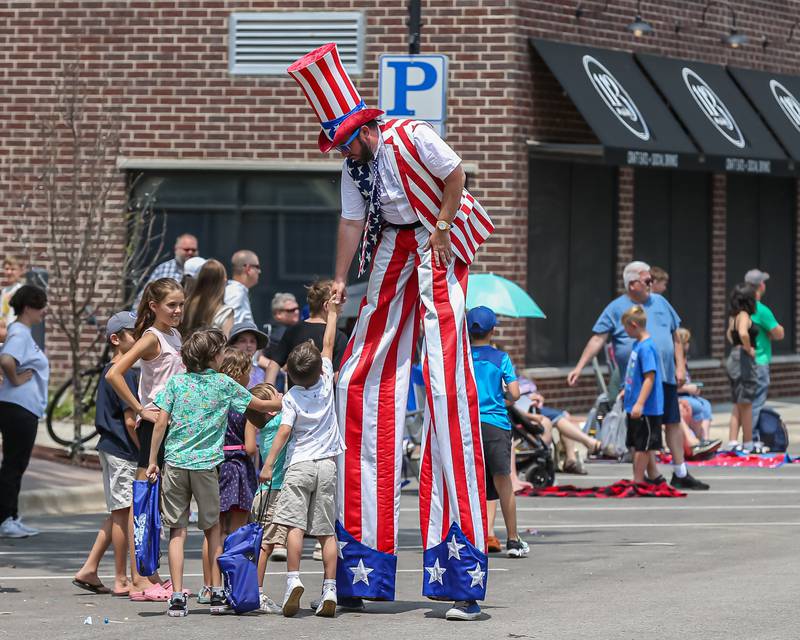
[229,11,364,76]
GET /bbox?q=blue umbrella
[466,273,546,318]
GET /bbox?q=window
[726,175,796,353]
[634,169,711,357]
[228,12,364,76]
[527,159,617,366]
[130,171,342,326]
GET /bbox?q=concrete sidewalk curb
[20,484,107,517]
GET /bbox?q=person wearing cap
[287,44,493,619]
[467,306,528,561]
[228,320,269,388]
[73,310,144,595]
[745,269,785,432]
[181,256,207,297]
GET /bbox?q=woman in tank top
[725,283,759,452]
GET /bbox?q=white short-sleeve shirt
[281,357,345,467]
[340,124,462,224]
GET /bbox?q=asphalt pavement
[2,461,799,640]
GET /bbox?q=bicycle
[45,340,111,457]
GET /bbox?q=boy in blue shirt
[468,306,528,560]
[621,305,665,483]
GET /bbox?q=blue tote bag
[218,486,269,613]
[132,478,162,577]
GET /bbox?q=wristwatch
[435,219,452,232]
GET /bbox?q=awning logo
[770,79,800,133]
[583,55,650,141]
[682,67,745,148]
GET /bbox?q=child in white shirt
[261,294,345,618]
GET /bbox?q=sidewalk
[9,397,800,517]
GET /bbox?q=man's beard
[355,142,375,165]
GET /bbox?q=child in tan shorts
[247,382,288,614]
[147,329,281,618]
[261,295,345,618]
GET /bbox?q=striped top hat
[288,43,384,153]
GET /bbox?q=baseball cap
[106,310,136,339]
[744,269,769,286]
[183,256,207,278]
[467,306,497,334]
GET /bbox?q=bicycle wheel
[46,367,102,447]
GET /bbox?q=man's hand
[684,383,700,396]
[675,365,687,387]
[631,402,643,419]
[259,462,273,484]
[567,369,582,387]
[332,279,348,305]
[423,229,453,268]
[146,464,160,481]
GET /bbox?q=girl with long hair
[725,283,759,452]
[181,259,233,337]
[105,277,185,601]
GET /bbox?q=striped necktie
[346,154,384,277]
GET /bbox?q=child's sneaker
[167,592,188,617]
[312,540,323,561]
[259,593,282,614]
[445,600,481,621]
[196,585,211,604]
[506,537,529,558]
[209,590,228,615]
[271,545,288,561]
[282,578,304,617]
[315,587,337,617]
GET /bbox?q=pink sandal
[142,580,173,602]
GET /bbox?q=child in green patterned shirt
[147,328,281,618]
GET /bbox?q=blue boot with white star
[423,523,488,620]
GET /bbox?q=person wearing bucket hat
[228,320,269,388]
[288,44,495,619]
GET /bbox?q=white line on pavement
[517,521,800,529]
[512,504,800,512]
[0,568,510,581]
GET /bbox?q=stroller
[507,404,555,488]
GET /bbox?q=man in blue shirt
[567,261,708,490]
[468,306,528,559]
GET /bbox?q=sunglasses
[335,127,361,154]
[281,307,300,314]
[642,278,653,286]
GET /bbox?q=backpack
[756,408,789,452]
[132,479,162,577]
[217,487,270,613]
[597,396,627,459]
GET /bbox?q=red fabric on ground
[658,451,799,468]
[518,479,686,498]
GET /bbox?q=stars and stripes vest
[348,119,494,268]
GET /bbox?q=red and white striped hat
[288,43,384,153]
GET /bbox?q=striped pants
[335,226,487,601]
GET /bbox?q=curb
[19,484,107,517]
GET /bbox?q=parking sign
[379,55,448,137]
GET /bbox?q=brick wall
[2,1,800,401]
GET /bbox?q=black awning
[729,66,800,164]
[532,39,699,170]
[636,54,790,175]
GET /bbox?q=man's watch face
[436,220,451,231]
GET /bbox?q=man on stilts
[288,43,494,621]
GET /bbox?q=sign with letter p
[379,54,448,137]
